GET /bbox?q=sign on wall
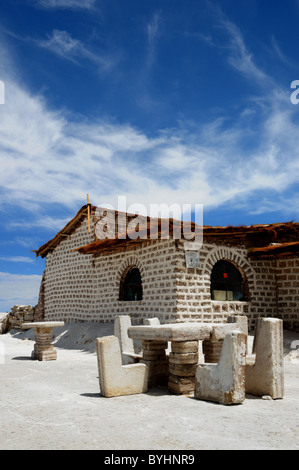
[185,251,200,269]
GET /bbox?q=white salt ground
[0,323,298,450]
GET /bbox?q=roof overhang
[248,241,299,259]
[34,204,299,258]
[34,204,96,258]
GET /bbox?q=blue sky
[0,0,299,311]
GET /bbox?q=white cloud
[34,0,96,10]
[271,35,292,66]
[8,216,72,231]
[224,19,268,85]
[38,30,110,69]
[206,1,270,87]
[0,11,298,224]
[0,256,35,264]
[40,30,82,61]
[0,272,41,312]
[145,11,162,70]
[147,11,161,48]
[0,73,298,221]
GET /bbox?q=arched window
[119,266,143,301]
[211,260,244,301]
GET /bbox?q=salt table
[21,321,65,361]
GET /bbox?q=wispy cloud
[185,31,215,46]
[228,30,267,84]
[135,12,163,111]
[218,17,269,85]
[8,216,72,231]
[147,11,161,48]
[33,0,96,10]
[270,35,294,67]
[146,11,161,68]
[203,1,272,87]
[0,256,35,264]
[1,237,43,249]
[38,30,110,69]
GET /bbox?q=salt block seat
[143,317,161,325]
[195,330,247,405]
[227,315,249,353]
[114,315,143,364]
[96,335,148,398]
[246,318,284,399]
[227,315,248,337]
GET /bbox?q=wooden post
[87,194,91,233]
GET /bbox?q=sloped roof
[73,215,201,255]
[248,241,299,258]
[34,204,95,258]
[34,204,299,258]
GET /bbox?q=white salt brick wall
[42,216,299,330]
[276,258,299,330]
[44,218,179,323]
[91,240,178,324]
[174,242,278,330]
[44,219,95,322]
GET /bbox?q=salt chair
[227,314,249,353]
[114,315,143,364]
[195,330,247,405]
[202,315,248,364]
[96,335,148,398]
[227,314,248,336]
[246,318,284,399]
